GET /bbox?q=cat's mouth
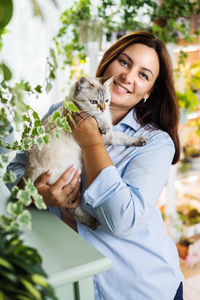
[114,81,132,94]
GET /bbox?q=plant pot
[176,243,189,259]
[77,19,103,49]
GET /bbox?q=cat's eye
[90,100,98,104]
[105,99,109,102]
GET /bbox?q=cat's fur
[24,77,147,229]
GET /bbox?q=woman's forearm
[82,144,113,186]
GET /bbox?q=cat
[24,77,147,229]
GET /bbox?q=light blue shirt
[7,103,183,300]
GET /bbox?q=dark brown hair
[96,31,180,164]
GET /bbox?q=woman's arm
[72,116,175,237]
[71,114,113,185]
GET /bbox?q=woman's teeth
[114,81,130,93]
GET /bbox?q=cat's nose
[98,103,106,112]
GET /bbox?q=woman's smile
[113,81,132,94]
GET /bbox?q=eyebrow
[120,52,154,77]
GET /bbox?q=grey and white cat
[24,77,147,229]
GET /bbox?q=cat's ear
[103,76,114,88]
[77,77,91,90]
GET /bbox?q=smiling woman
[103,43,160,122]
[7,31,183,300]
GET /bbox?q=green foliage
[151,0,200,43]
[0,226,58,299]
[176,90,199,113]
[0,0,13,28]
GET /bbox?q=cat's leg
[94,113,112,135]
[68,206,99,230]
[105,131,148,146]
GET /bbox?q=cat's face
[71,77,112,117]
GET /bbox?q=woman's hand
[71,113,104,149]
[70,112,113,186]
[34,165,81,209]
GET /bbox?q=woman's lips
[113,81,131,94]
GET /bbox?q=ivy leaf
[51,111,61,121]
[55,129,60,139]
[3,171,17,183]
[36,136,44,148]
[17,189,32,206]
[37,126,45,135]
[24,179,36,193]
[43,134,50,144]
[1,154,8,163]
[68,101,79,112]
[23,137,34,150]
[22,114,30,122]
[46,82,52,93]
[33,111,40,120]
[31,127,38,136]
[7,201,24,216]
[17,210,32,230]
[34,85,42,93]
[34,194,47,210]
[55,117,65,129]
[1,63,12,81]
[63,118,71,132]
[0,215,13,229]
[11,185,19,198]
[34,119,41,127]
[24,81,31,92]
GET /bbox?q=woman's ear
[144,84,156,99]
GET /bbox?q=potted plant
[0,225,57,299]
[176,236,191,259]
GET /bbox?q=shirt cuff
[83,165,127,208]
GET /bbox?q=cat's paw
[90,220,100,230]
[132,137,148,146]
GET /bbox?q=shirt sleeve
[82,133,175,237]
[6,102,63,192]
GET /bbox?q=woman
[7,32,183,299]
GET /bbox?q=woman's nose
[120,69,136,84]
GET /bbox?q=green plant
[177,204,200,226]
[0,1,75,298]
[0,226,57,300]
[176,89,199,113]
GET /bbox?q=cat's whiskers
[76,112,92,125]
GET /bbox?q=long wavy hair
[96,31,180,164]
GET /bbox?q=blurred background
[0,1,200,298]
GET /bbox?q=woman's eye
[90,100,98,104]
[119,59,129,67]
[140,72,148,80]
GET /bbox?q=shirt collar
[114,109,141,132]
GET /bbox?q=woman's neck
[110,105,130,125]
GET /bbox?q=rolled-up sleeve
[6,151,26,191]
[82,134,175,237]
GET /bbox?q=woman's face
[103,43,160,112]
